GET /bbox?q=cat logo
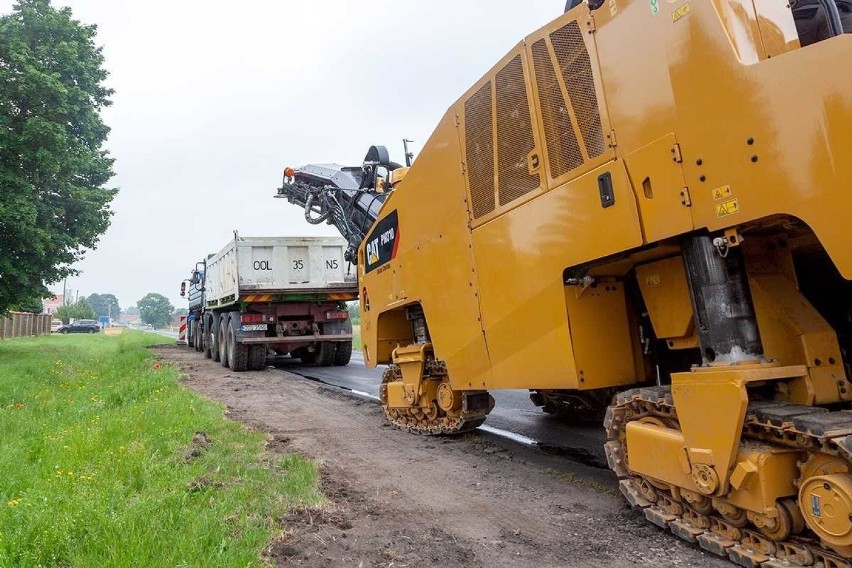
[364,210,399,274]
[367,240,380,265]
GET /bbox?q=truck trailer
[180,234,357,371]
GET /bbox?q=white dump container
[204,235,356,309]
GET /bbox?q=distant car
[57,320,100,334]
[51,319,62,333]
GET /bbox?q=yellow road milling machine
[277,1,852,565]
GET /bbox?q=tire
[195,321,203,351]
[203,314,213,359]
[211,314,221,362]
[60,329,68,334]
[227,313,249,372]
[218,313,230,368]
[89,329,96,334]
[249,345,267,371]
[315,342,336,367]
[333,341,352,366]
[332,320,353,366]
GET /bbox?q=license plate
[241,324,268,332]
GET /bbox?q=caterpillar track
[379,365,494,435]
[605,386,852,568]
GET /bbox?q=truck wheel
[228,312,249,372]
[331,320,353,366]
[194,322,203,352]
[333,341,352,366]
[316,342,336,366]
[211,314,221,362]
[249,345,267,371]
[196,321,204,352]
[218,313,230,368]
[203,314,213,359]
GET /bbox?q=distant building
[43,295,64,315]
[121,313,141,326]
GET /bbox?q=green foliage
[8,295,44,314]
[346,301,360,324]
[352,324,362,350]
[86,293,119,319]
[136,293,174,329]
[54,298,95,323]
[0,0,117,314]
[173,308,188,317]
[123,306,139,316]
[0,332,321,566]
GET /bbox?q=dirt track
[156,345,730,568]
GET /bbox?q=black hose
[818,0,845,36]
[304,193,330,225]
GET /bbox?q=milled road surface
[277,351,608,469]
[157,345,729,568]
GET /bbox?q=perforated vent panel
[464,82,495,219]
[531,39,584,180]
[551,22,605,159]
[495,55,540,206]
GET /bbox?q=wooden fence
[0,312,52,340]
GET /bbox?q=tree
[0,0,117,314]
[124,306,139,316]
[173,308,188,316]
[137,293,174,329]
[87,293,120,319]
[346,301,360,324]
[10,295,43,314]
[54,297,95,323]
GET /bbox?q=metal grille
[531,39,584,179]
[495,55,540,206]
[464,82,495,219]
[550,21,605,159]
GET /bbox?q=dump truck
[179,234,357,371]
[277,1,852,566]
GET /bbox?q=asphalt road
[152,329,178,339]
[275,351,608,469]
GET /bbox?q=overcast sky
[1,0,561,312]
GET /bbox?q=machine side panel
[592,0,852,277]
[360,111,492,388]
[471,160,643,390]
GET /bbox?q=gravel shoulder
[155,345,730,568]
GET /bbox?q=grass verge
[0,331,321,567]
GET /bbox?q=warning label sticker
[712,185,732,201]
[715,199,740,218]
[672,3,691,22]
